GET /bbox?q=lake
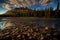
[0,17,60,31]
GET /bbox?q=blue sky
[0,0,60,14]
[0,7,8,14]
[29,0,59,10]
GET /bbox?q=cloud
[1,0,37,10]
[1,0,54,10]
[9,0,36,7]
[2,3,13,10]
[39,0,54,6]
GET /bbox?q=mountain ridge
[0,7,60,18]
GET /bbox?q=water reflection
[0,17,60,31]
[0,18,7,29]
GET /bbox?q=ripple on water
[0,17,60,30]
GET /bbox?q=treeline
[0,8,60,18]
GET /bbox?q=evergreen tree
[56,2,60,10]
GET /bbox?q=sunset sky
[0,0,60,14]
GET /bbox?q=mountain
[2,7,45,17]
[3,7,34,17]
[0,7,60,18]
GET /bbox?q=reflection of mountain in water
[0,17,60,31]
[5,22,15,28]
[0,20,7,29]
